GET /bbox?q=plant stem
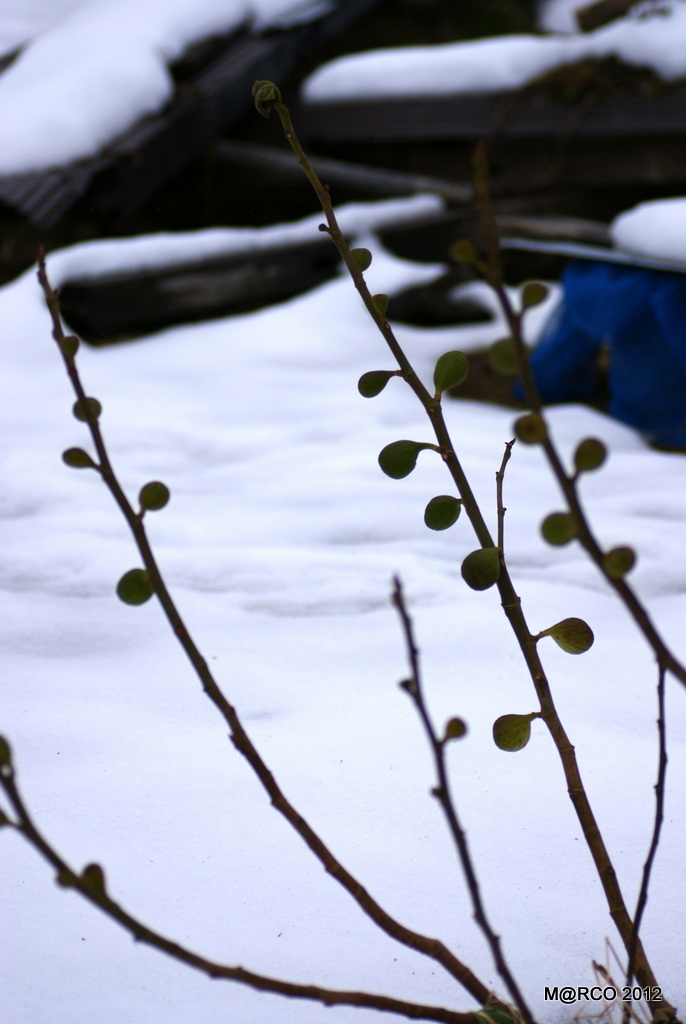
[496,439,515,556]
[627,666,668,990]
[393,577,533,1024]
[473,150,681,1022]
[0,764,490,1024]
[36,255,491,1006]
[256,86,679,1020]
[473,154,686,691]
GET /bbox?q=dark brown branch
[626,665,668,990]
[471,159,686,692]
[496,439,515,556]
[0,764,485,1024]
[469,150,680,1021]
[253,87,679,1017]
[392,577,533,1024]
[36,254,490,1005]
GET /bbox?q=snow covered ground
[2,199,686,1023]
[302,0,686,103]
[2,0,686,1018]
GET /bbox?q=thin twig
[252,83,676,1014]
[471,151,686,691]
[626,666,668,991]
[592,941,652,1024]
[35,254,491,1005]
[0,762,486,1024]
[468,148,681,1020]
[392,577,532,1024]
[496,439,516,556]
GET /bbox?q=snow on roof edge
[301,4,686,104]
[0,0,323,177]
[38,194,444,286]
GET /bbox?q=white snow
[611,197,686,264]
[42,195,444,282]
[302,2,686,103]
[3,0,686,178]
[538,0,586,33]
[0,0,312,176]
[2,201,686,1023]
[0,0,88,59]
[539,0,677,33]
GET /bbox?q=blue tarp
[524,260,686,448]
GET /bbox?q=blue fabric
[523,260,686,448]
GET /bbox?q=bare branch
[0,762,485,1024]
[496,439,516,556]
[468,147,681,1019]
[35,254,490,1004]
[392,578,533,1024]
[252,86,679,1015]
[626,665,668,989]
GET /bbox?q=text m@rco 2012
[544,986,663,1005]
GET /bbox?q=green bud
[139,481,170,512]
[443,717,468,742]
[116,569,153,606]
[488,337,519,376]
[433,350,469,394]
[449,238,479,264]
[424,494,462,531]
[521,281,549,310]
[252,80,281,117]
[57,868,78,887]
[351,248,372,271]
[539,617,594,654]
[357,370,397,398]
[514,413,547,444]
[574,438,607,473]
[81,863,106,896]
[60,335,80,358]
[493,712,539,752]
[72,397,102,422]
[476,1002,519,1024]
[378,440,435,479]
[62,448,96,469]
[541,511,576,546]
[603,546,636,578]
[372,293,389,316]
[461,547,500,591]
